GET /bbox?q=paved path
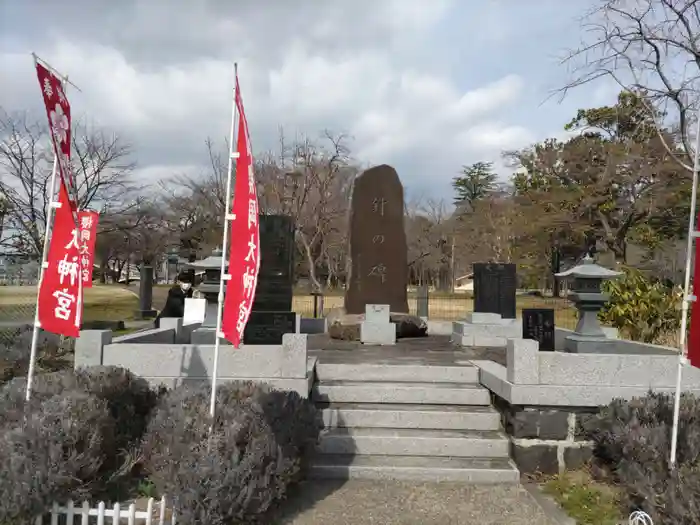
[270,480,557,525]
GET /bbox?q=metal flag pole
[25,57,70,403]
[670,109,700,468]
[209,63,240,427]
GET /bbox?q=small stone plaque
[243,311,296,345]
[522,308,555,351]
[473,263,516,319]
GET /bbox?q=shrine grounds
[0,284,580,329]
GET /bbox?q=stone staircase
[308,362,519,483]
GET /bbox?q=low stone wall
[491,394,595,474]
[473,336,693,474]
[76,323,316,397]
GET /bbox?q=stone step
[315,363,479,384]
[320,403,500,431]
[308,455,520,483]
[313,381,491,406]
[316,427,509,458]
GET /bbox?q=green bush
[599,267,681,344]
[583,391,700,524]
[141,381,320,525]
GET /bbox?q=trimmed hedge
[584,391,700,524]
[0,366,161,522]
[141,381,320,525]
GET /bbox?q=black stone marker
[243,311,296,345]
[473,263,517,319]
[522,308,555,351]
[243,214,296,345]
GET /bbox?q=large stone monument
[243,214,298,344]
[345,164,409,314]
[328,165,426,342]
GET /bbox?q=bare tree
[160,139,228,259]
[561,0,697,171]
[0,109,135,258]
[256,129,357,291]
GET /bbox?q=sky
[0,0,619,201]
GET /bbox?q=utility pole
[450,236,455,293]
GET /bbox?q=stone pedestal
[452,313,521,348]
[134,265,157,319]
[360,304,396,345]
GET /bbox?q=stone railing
[75,319,315,397]
[472,333,689,475]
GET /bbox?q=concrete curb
[523,483,576,525]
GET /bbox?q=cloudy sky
[0,0,617,200]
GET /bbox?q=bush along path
[0,366,320,525]
[575,391,700,524]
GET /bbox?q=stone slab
[360,321,396,345]
[317,427,510,457]
[75,329,112,367]
[366,304,390,324]
[313,381,491,405]
[315,363,479,383]
[308,456,519,483]
[320,403,500,431]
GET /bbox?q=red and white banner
[78,210,99,287]
[37,180,83,337]
[222,74,260,347]
[688,210,700,367]
[35,61,78,216]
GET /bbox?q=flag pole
[25,57,69,402]
[670,109,700,469]
[209,63,240,427]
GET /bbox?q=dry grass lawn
[292,293,579,329]
[0,285,138,322]
[0,285,579,328]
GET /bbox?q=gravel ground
[269,480,557,525]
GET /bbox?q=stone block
[300,317,327,334]
[466,312,503,324]
[563,445,593,470]
[507,338,539,384]
[360,321,396,345]
[511,442,559,475]
[75,330,111,368]
[538,411,571,440]
[366,304,390,324]
[159,317,185,344]
[507,410,539,439]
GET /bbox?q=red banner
[222,74,260,347]
[688,211,700,367]
[78,210,99,287]
[35,61,78,216]
[37,180,83,337]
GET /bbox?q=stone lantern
[555,255,622,353]
[186,248,227,329]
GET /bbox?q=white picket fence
[34,497,176,525]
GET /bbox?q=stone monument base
[563,333,618,353]
[452,313,520,348]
